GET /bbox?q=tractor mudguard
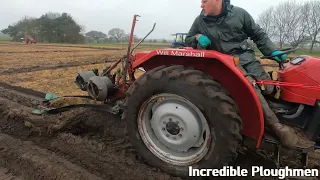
[132,48,265,148]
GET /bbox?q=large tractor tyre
[123,65,243,177]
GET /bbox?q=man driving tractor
[185,0,314,149]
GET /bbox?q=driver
[185,0,314,149]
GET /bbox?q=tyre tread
[123,65,243,177]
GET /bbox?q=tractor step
[263,131,315,153]
[262,131,314,170]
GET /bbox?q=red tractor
[23,34,37,44]
[42,15,320,177]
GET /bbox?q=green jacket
[185,1,276,65]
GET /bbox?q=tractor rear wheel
[123,65,243,177]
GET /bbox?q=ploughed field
[0,43,319,180]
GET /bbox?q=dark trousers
[239,59,279,126]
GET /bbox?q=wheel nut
[173,137,176,140]
[169,118,172,121]
[180,128,184,131]
[179,134,182,137]
[166,134,170,137]
[162,128,166,131]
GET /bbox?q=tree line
[85,29,168,44]
[1,12,86,44]
[256,0,320,52]
[85,29,140,43]
[2,0,319,50]
[0,12,142,44]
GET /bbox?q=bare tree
[122,33,138,42]
[271,3,289,48]
[85,30,107,43]
[282,0,308,47]
[256,0,320,50]
[108,28,125,42]
[302,0,320,52]
[257,7,276,40]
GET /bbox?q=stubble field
[0,42,319,180]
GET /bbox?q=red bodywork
[132,48,265,148]
[278,56,320,106]
[102,15,320,150]
[24,34,37,44]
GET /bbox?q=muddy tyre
[123,65,243,177]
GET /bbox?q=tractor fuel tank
[278,56,320,105]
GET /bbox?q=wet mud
[0,84,318,180]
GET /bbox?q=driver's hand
[196,34,211,48]
[271,50,287,63]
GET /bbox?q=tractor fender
[132,49,264,148]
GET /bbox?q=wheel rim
[137,93,211,166]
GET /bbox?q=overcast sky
[0,0,310,39]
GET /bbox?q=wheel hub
[138,93,211,166]
[166,121,180,135]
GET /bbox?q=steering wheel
[260,47,299,70]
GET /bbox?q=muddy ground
[0,83,319,180]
